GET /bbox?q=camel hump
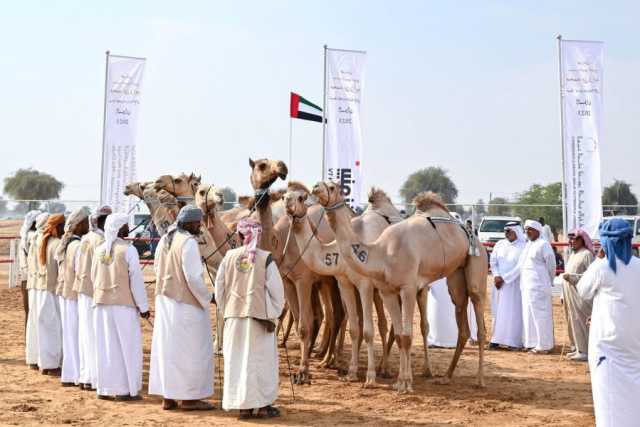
[413,192,447,212]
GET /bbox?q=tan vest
[74,231,104,297]
[93,240,135,307]
[36,237,60,292]
[155,232,200,308]
[26,232,39,290]
[61,239,81,300]
[222,247,271,321]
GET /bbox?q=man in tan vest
[55,207,90,387]
[36,214,65,376]
[215,217,285,419]
[18,211,41,335]
[91,213,149,401]
[74,204,111,391]
[149,205,215,411]
[24,211,46,369]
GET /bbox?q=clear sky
[1,1,638,205]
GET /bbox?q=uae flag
[290,92,323,122]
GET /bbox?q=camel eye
[298,196,303,202]
[199,190,205,196]
[175,178,183,184]
[259,163,267,171]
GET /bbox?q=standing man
[518,220,556,354]
[149,206,215,411]
[36,214,65,375]
[25,211,46,369]
[562,229,595,362]
[215,217,284,419]
[91,213,149,401]
[489,221,526,350]
[578,218,640,427]
[18,211,41,334]
[74,205,111,390]
[55,208,90,386]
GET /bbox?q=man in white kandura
[578,218,640,427]
[55,208,90,387]
[215,217,285,419]
[489,221,526,350]
[150,205,215,411]
[36,214,65,375]
[562,228,595,362]
[91,213,149,401]
[74,205,111,391]
[517,219,556,354]
[22,210,43,369]
[427,278,458,348]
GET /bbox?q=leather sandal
[180,400,215,411]
[163,399,178,410]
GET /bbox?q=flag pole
[321,44,328,181]
[557,34,568,240]
[99,50,110,205]
[288,117,293,179]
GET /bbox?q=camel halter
[281,207,326,281]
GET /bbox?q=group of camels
[123,157,488,393]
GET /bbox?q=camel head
[124,181,153,198]
[312,180,344,208]
[153,172,201,197]
[249,158,288,191]
[413,191,448,214]
[284,181,312,219]
[195,183,224,217]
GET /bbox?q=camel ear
[302,192,308,201]
[249,158,255,168]
[196,175,201,183]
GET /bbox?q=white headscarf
[103,213,129,256]
[524,219,543,237]
[20,210,41,251]
[35,212,50,233]
[90,205,113,232]
[55,207,90,261]
[505,222,526,244]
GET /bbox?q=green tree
[512,182,562,233]
[602,180,638,215]
[400,167,458,205]
[487,197,512,216]
[4,169,64,211]
[220,187,237,211]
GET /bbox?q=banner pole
[321,44,328,181]
[288,117,293,179]
[99,50,110,205]
[556,35,568,240]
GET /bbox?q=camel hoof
[363,371,376,388]
[377,369,393,379]
[422,370,433,378]
[293,372,311,385]
[435,377,451,386]
[347,370,359,382]
[474,380,486,389]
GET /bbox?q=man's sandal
[180,400,215,411]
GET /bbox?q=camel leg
[438,269,470,386]
[379,291,403,389]
[397,286,417,393]
[359,282,377,387]
[310,286,323,353]
[281,278,299,347]
[319,278,345,369]
[294,281,314,385]
[283,309,295,345]
[337,279,361,381]
[316,283,334,359]
[465,252,488,388]
[417,287,432,378]
[373,289,392,378]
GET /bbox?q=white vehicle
[478,216,522,250]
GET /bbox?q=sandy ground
[0,222,595,426]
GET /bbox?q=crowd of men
[14,204,639,425]
[17,205,284,420]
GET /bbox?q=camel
[194,183,240,255]
[313,182,488,392]
[220,190,287,233]
[124,181,179,235]
[284,183,399,386]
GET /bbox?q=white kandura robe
[427,279,478,347]
[149,235,214,401]
[578,257,640,427]
[59,246,81,384]
[91,243,149,397]
[518,238,556,351]
[215,258,285,411]
[25,233,40,365]
[77,232,100,387]
[490,237,525,348]
[37,289,62,370]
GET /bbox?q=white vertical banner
[100,53,146,213]
[559,39,603,237]
[324,47,366,208]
